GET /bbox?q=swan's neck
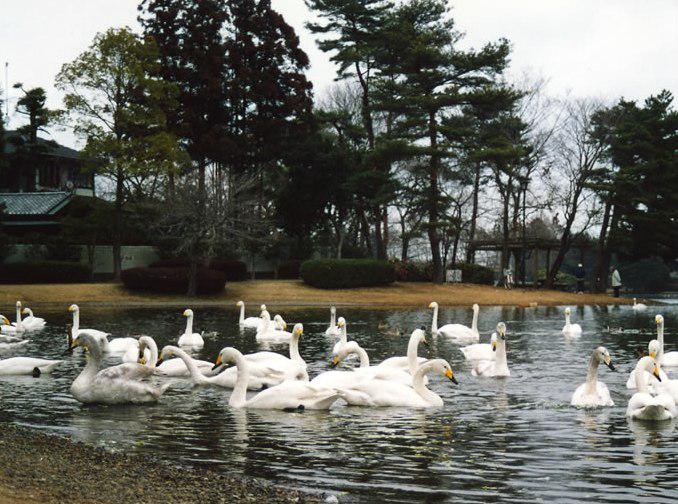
[339,325,347,345]
[72,311,80,335]
[185,315,193,335]
[406,334,421,376]
[230,353,250,408]
[413,362,441,405]
[259,316,270,333]
[494,338,508,372]
[565,313,571,326]
[238,304,245,323]
[635,365,649,393]
[657,323,665,358]
[355,346,370,367]
[471,307,478,333]
[25,308,33,318]
[289,334,304,363]
[431,306,438,334]
[330,310,336,327]
[145,338,159,368]
[171,346,208,384]
[584,354,599,395]
[15,306,23,330]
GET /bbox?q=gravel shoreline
[0,423,324,503]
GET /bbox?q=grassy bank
[0,280,632,309]
[0,423,321,504]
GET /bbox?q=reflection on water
[1,303,678,501]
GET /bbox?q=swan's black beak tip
[451,376,459,385]
[606,362,616,371]
[211,363,220,371]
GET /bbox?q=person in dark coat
[575,263,585,293]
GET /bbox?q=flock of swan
[1,299,677,420]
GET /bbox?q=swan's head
[156,346,179,366]
[413,328,429,347]
[430,359,458,384]
[473,303,479,312]
[68,331,103,357]
[637,356,662,381]
[648,339,660,359]
[331,306,336,314]
[428,302,438,309]
[260,304,267,311]
[490,332,498,351]
[593,346,615,371]
[496,322,507,340]
[292,323,303,338]
[21,307,30,315]
[68,304,79,313]
[655,314,664,326]
[273,314,287,330]
[633,298,637,303]
[565,307,571,316]
[236,301,244,307]
[331,341,361,367]
[183,309,193,317]
[1,315,10,325]
[260,311,271,321]
[15,301,21,308]
[213,347,242,370]
[337,317,346,328]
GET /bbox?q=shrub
[121,267,226,295]
[278,260,301,279]
[0,261,91,284]
[300,259,395,289]
[150,258,249,281]
[620,257,670,292]
[455,262,495,285]
[390,259,433,282]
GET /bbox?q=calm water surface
[1,301,677,502]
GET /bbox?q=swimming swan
[239,323,309,382]
[562,308,582,337]
[68,304,138,356]
[429,302,479,342]
[178,309,205,349]
[14,306,46,331]
[0,356,61,376]
[655,314,678,367]
[213,347,344,410]
[377,328,429,376]
[322,358,458,408]
[69,332,168,404]
[626,357,676,421]
[237,301,261,329]
[632,298,647,311]
[460,326,500,361]
[255,312,292,343]
[571,346,615,408]
[1,302,25,334]
[333,317,349,355]
[472,322,509,377]
[325,306,340,336]
[626,340,668,389]
[137,336,213,377]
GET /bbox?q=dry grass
[0,280,631,309]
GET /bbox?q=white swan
[0,356,61,376]
[69,331,168,404]
[626,356,676,421]
[460,326,500,361]
[236,301,260,329]
[333,317,349,355]
[655,314,678,367]
[178,309,204,349]
[272,314,287,331]
[240,323,309,382]
[255,312,292,343]
[632,298,647,311]
[68,304,138,355]
[320,358,458,408]
[214,347,343,410]
[429,302,479,342]
[15,307,46,331]
[571,346,615,408]
[562,307,582,337]
[325,306,340,336]
[137,336,213,377]
[1,302,25,334]
[0,339,30,351]
[626,340,669,389]
[472,322,509,377]
[377,328,428,376]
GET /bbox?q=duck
[236,301,260,329]
[626,340,669,389]
[377,328,428,377]
[177,309,205,349]
[561,307,582,337]
[15,306,46,331]
[1,302,25,335]
[429,302,479,342]
[68,304,138,356]
[0,356,61,376]
[318,357,458,408]
[68,331,168,404]
[460,326,500,361]
[325,306,340,337]
[255,312,293,343]
[471,322,509,377]
[571,347,615,408]
[626,356,676,421]
[655,314,678,367]
[632,298,647,311]
[213,347,344,410]
[138,336,213,377]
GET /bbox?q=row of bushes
[0,261,92,284]
[121,267,226,295]
[390,259,495,285]
[300,259,396,289]
[150,259,248,281]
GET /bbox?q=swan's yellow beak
[445,368,458,384]
[1,316,9,325]
[492,341,497,351]
[428,302,434,309]
[21,308,29,315]
[212,354,223,371]
[68,305,75,312]
[183,310,190,317]
[295,327,303,336]
[422,335,429,347]
[330,355,340,368]
[283,322,287,330]
[650,351,656,358]
[653,363,661,381]
[138,356,147,365]
[337,320,345,327]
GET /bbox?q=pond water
[1,301,677,502]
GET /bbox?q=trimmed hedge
[455,262,495,285]
[278,260,302,279]
[391,260,433,282]
[300,259,395,289]
[121,267,226,295]
[0,261,91,283]
[150,258,248,281]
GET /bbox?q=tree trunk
[465,161,482,263]
[113,167,124,280]
[427,111,443,283]
[546,185,583,287]
[499,175,512,271]
[593,201,612,292]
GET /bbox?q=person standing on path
[575,263,585,293]
[610,266,622,298]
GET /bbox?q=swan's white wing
[661,351,678,367]
[97,363,153,381]
[460,343,493,361]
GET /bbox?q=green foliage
[620,257,670,292]
[150,258,249,281]
[455,262,495,285]
[0,262,91,283]
[121,267,225,295]
[300,259,395,289]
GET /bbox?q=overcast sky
[1,0,676,148]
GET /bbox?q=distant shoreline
[0,280,636,310]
